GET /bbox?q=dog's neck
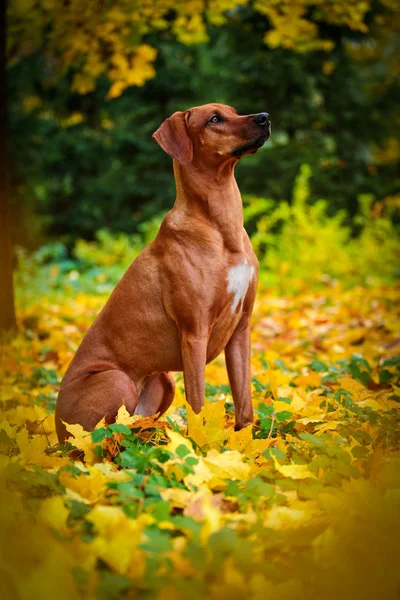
[172,160,245,253]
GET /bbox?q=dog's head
[153,103,270,167]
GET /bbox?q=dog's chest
[226,259,255,313]
[206,258,255,362]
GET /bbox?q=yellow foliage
[59,464,107,503]
[1,243,399,598]
[64,421,98,465]
[187,399,233,449]
[8,0,395,96]
[87,505,146,577]
[273,458,317,480]
[37,495,70,533]
[204,448,251,487]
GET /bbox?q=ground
[0,271,399,600]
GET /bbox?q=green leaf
[310,359,327,372]
[263,447,286,461]
[109,423,131,436]
[298,432,325,447]
[351,446,369,458]
[91,428,112,443]
[68,500,91,521]
[97,572,132,600]
[275,410,293,422]
[176,443,190,459]
[140,527,172,554]
[258,403,274,417]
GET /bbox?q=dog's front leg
[225,314,254,430]
[181,332,207,414]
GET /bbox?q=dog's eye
[209,115,222,124]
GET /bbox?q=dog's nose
[254,112,270,125]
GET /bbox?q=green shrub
[244,164,400,290]
[73,213,166,269]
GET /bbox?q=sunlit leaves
[186,399,233,449]
[1,242,400,598]
[8,1,398,97]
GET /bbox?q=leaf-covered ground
[1,277,400,600]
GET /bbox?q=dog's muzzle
[231,113,271,158]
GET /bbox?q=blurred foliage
[244,164,400,289]
[14,165,400,314]
[7,1,400,246]
[9,0,393,96]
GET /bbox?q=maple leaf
[225,425,273,457]
[59,464,107,503]
[186,399,233,449]
[37,495,70,533]
[204,449,251,489]
[64,421,98,465]
[87,505,146,576]
[273,458,317,480]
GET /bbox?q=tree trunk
[0,0,16,331]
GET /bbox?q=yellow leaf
[187,400,233,449]
[268,367,279,399]
[15,428,67,468]
[173,385,186,408]
[297,415,324,425]
[72,73,95,95]
[205,449,251,488]
[358,398,384,411]
[93,462,132,481]
[314,421,340,433]
[274,399,295,413]
[0,420,18,439]
[161,488,192,509]
[107,80,125,99]
[87,505,145,577]
[226,425,272,457]
[295,372,322,389]
[59,465,107,503]
[322,60,336,75]
[264,502,320,530]
[64,421,97,465]
[204,361,229,386]
[226,425,251,450]
[184,457,213,490]
[166,429,195,455]
[201,496,222,544]
[115,402,139,426]
[338,377,368,399]
[183,489,221,544]
[265,30,282,48]
[37,496,70,533]
[274,459,316,480]
[291,390,307,411]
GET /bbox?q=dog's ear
[152,111,193,166]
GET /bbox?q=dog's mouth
[231,130,270,158]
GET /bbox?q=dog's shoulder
[157,209,223,251]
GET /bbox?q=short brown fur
[55,103,270,442]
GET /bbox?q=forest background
[5,0,400,249]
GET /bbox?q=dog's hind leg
[135,372,175,417]
[55,369,139,443]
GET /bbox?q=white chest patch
[227,260,254,313]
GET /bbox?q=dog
[55,103,270,443]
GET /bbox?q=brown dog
[55,103,270,443]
